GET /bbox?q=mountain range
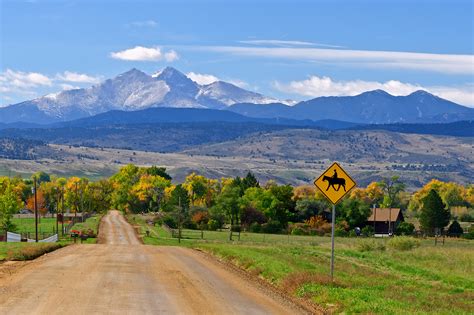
[0,67,473,125]
[0,67,283,124]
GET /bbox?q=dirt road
[0,211,303,314]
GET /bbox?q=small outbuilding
[366,208,404,235]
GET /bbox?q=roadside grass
[0,242,65,261]
[129,213,474,314]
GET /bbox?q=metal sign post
[330,204,335,279]
[314,162,356,280]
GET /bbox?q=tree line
[1,165,473,238]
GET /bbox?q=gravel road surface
[0,211,303,314]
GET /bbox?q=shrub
[207,219,220,231]
[249,222,261,233]
[361,226,374,237]
[231,225,241,233]
[396,222,415,236]
[261,220,282,234]
[459,212,474,222]
[356,239,386,252]
[387,236,420,251]
[241,207,267,227]
[162,215,177,229]
[291,227,306,235]
[447,220,463,237]
[191,211,209,226]
[462,230,474,240]
[335,227,348,237]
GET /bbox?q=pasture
[129,214,474,314]
[11,217,59,236]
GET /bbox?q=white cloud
[60,83,80,90]
[56,71,101,84]
[227,79,249,89]
[186,72,219,85]
[193,46,474,75]
[164,50,179,62]
[273,75,474,106]
[186,72,250,88]
[239,39,344,48]
[110,46,179,62]
[127,20,158,28]
[0,69,52,89]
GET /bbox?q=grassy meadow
[129,214,474,314]
[11,217,58,235]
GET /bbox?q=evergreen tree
[419,189,450,234]
[447,220,463,237]
[242,172,260,190]
[145,166,172,180]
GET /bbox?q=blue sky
[1,0,473,106]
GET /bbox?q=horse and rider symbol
[323,169,346,192]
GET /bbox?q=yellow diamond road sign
[314,162,356,205]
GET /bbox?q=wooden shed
[366,208,404,235]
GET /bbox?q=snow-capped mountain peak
[0,67,293,123]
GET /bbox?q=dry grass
[6,243,64,261]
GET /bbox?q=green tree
[295,198,327,221]
[32,171,51,184]
[214,185,241,226]
[419,189,450,234]
[447,220,463,237]
[339,197,371,229]
[0,184,23,232]
[396,222,415,236]
[145,166,172,180]
[242,171,260,190]
[378,176,406,208]
[110,164,141,211]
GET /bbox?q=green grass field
[11,217,59,236]
[129,214,474,314]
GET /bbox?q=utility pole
[373,204,376,235]
[61,187,65,236]
[75,182,78,222]
[330,204,335,280]
[178,196,182,244]
[34,177,38,242]
[56,187,60,236]
[389,207,392,236]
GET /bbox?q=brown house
[366,208,404,235]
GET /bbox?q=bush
[81,228,96,238]
[361,226,374,237]
[191,211,209,226]
[396,222,415,236]
[291,227,306,235]
[261,220,282,234]
[447,220,463,237]
[207,219,220,231]
[241,207,267,227]
[459,213,474,222]
[162,215,177,229]
[356,239,386,252]
[387,236,420,251]
[335,227,348,237]
[462,230,474,240]
[231,225,241,233]
[249,222,261,233]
